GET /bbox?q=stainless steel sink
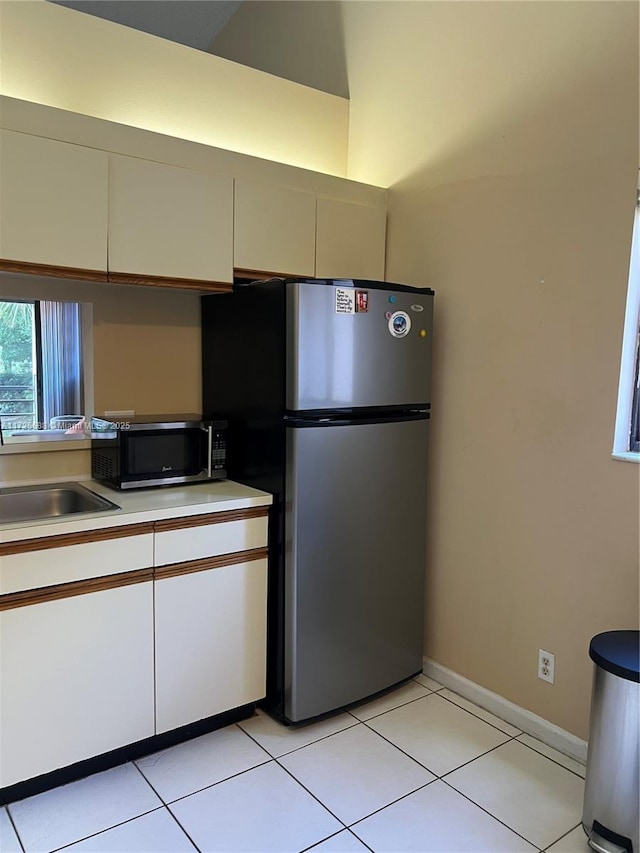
[0,482,120,524]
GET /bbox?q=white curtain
[39,301,83,427]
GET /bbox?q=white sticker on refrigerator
[335,287,355,314]
[388,310,411,338]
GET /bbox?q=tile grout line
[47,805,166,853]
[345,684,438,723]
[345,779,437,831]
[421,688,586,780]
[436,689,524,738]
[351,719,560,840]
[299,826,376,853]
[163,804,203,853]
[272,755,349,828]
[514,737,586,780]
[129,763,202,853]
[5,805,26,853]
[540,821,583,852]
[439,777,545,851]
[358,705,519,781]
[358,716,446,777]
[137,756,273,808]
[237,715,360,760]
[238,720,411,842]
[435,690,586,778]
[438,733,522,780]
[242,715,447,837]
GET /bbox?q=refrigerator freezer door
[286,281,433,411]
[284,417,428,722]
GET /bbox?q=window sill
[611,451,640,464]
[0,435,90,455]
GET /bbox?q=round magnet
[388,310,411,338]
[388,295,396,304]
[419,329,427,338]
[385,311,392,320]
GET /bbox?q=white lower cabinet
[0,504,270,790]
[154,558,268,733]
[0,581,155,788]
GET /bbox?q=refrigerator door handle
[284,410,430,428]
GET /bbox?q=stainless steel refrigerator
[202,278,434,723]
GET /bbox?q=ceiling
[49,0,243,53]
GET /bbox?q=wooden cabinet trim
[0,522,154,557]
[154,506,268,533]
[0,548,268,608]
[155,546,268,581]
[234,268,291,281]
[0,568,154,611]
[0,259,108,283]
[108,272,233,292]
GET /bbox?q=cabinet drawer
[0,526,154,594]
[154,511,268,567]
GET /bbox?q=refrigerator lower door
[284,417,429,722]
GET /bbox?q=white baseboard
[423,657,588,764]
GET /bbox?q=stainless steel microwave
[91,414,227,490]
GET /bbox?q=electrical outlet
[538,649,555,684]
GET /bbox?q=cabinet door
[0,581,155,787]
[155,559,267,733]
[234,179,316,276]
[108,155,233,283]
[0,130,108,271]
[315,197,386,281]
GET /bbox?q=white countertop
[0,479,272,544]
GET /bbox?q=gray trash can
[582,630,639,853]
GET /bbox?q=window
[613,177,640,461]
[0,299,85,437]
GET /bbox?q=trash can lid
[589,631,640,683]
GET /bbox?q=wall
[0,0,349,177]
[341,0,639,740]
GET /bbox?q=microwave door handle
[204,425,213,478]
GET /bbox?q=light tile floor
[2,677,591,853]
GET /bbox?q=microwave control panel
[211,430,227,471]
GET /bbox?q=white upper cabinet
[108,155,233,283]
[0,130,108,272]
[234,179,316,276]
[315,197,386,281]
[0,126,387,286]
